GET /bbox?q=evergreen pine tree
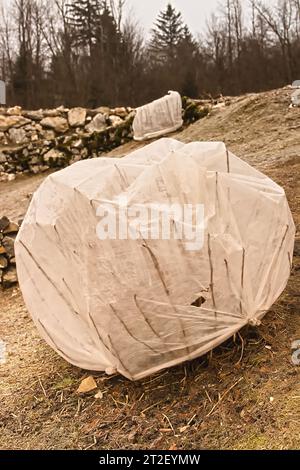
[67,0,102,53]
[149,3,185,62]
[177,25,199,97]
[66,0,123,106]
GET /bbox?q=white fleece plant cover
[291,89,300,106]
[133,91,183,141]
[15,138,295,380]
[291,80,300,88]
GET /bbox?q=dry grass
[0,86,299,449]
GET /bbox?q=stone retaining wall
[0,99,212,181]
[0,216,19,288]
[0,105,135,181]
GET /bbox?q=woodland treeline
[1,0,300,108]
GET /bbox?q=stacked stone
[0,216,19,288]
[0,98,225,181]
[0,105,135,181]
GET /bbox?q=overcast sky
[0,0,273,36]
[125,0,250,37]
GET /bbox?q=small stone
[126,110,136,120]
[24,124,35,131]
[95,106,110,115]
[40,116,69,133]
[0,115,30,131]
[8,127,27,144]
[3,221,19,235]
[41,141,51,149]
[109,115,123,127]
[7,174,16,181]
[43,109,60,117]
[2,267,18,287]
[71,139,83,149]
[0,216,10,232]
[43,148,66,164]
[24,109,44,121]
[7,106,22,115]
[85,113,107,132]
[2,236,15,258]
[41,165,50,172]
[30,165,40,174]
[56,105,69,113]
[0,255,8,269]
[63,135,73,145]
[113,107,127,118]
[68,107,86,127]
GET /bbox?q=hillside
[0,86,299,450]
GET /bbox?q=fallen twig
[38,377,47,398]
[162,413,175,436]
[206,377,244,417]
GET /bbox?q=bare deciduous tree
[1,0,300,107]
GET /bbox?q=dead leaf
[179,425,189,433]
[169,443,178,450]
[77,376,97,394]
[94,390,103,399]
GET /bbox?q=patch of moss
[233,432,269,450]
[181,96,188,109]
[53,376,76,390]
[113,115,134,148]
[183,102,209,124]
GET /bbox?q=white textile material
[133,91,183,141]
[15,138,295,380]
